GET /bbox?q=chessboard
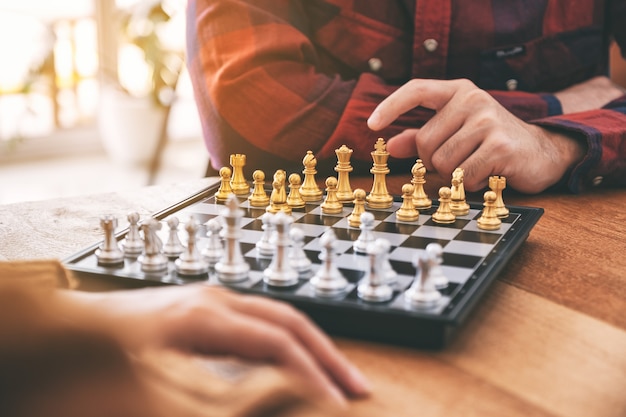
[63,181,543,350]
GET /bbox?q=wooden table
[1,176,625,417]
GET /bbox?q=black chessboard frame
[63,183,544,350]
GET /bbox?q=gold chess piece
[477,190,502,230]
[366,138,393,209]
[248,169,269,207]
[229,153,250,195]
[348,188,367,228]
[267,169,291,215]
[411,159,431,209]
[396,184,420,222]
[489,176,509,218]
[287,173,306,208]
[321,177,343,214]
[300,150,323,202]
[450,167,470,216]
[335,145,354,203]
[215,167,234,201]
[431,186,456,224]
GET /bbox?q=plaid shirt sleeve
[188,0,626,192]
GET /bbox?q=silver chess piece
[138,217,168,272]
[95,215,124,265]
[288,226,312,275]
[163,216,185,258]
[353,211,376,253]
[263,211,298,287]
[201,218,223,266]
[425,243,448,289]
[256,212,276,257]
[309,230,348,297]
[404,251,442,309]
[357,238,394,302]
[215,195,250,282]
[122,211,144,256]
[175,217,209,275]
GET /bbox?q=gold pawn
[287,173,306,208]
[477,190,502,230]
[348,188,367,227]
[248,169,269,207]
[215,167,234,202]
[396,184,419,222]
[431,186,456,224]
[321,177,343,214]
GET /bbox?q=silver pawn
[201,218,223,266]
[163,216,185,258]
[175,217,209,275]
[357,238,394,302]
[263,211,298,287]
[122,211,143,256]
[425,243,448,289]
[353,211,376,253]
[309,230,348,297]
[256,212,276,257]
[289,226,312,275]
[404,251,442,308]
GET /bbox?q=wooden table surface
[1,176,625,417]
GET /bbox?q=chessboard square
[442,253,482,269]
[454,230,502,245]
[412,225,461,240]
[423,218,470,229]
[440,266,474,284]
[293,223,332,238]
[296,213,343,227]
[389,259,415,276]
[464,221,512,234]
[243,254,272,272]
[335,252,369,272]
[307,206,352,218]
[238,230,265,245]
[304,249,323,264]
[337,267,366,283]
[332,227,365,242]
[374,221,420,235]
[330,217,367,231]
[304,238,354,254]
[239,206,268,218]
[457,209,482,220]
[242,218,265,232]
[372,231,413,247]
[397,235,450,250]
[388,246,424,263]
[444,240,495,257]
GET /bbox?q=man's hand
[367,79,586,193]
[60,285,371,408]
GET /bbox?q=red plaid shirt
[187,0,626,192]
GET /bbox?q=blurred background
[0,1,625,205]
[0,0,206,204]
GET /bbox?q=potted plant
[98,0,185,168]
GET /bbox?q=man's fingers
[386,129,420,158]
[368,79,471,131]
[184,305,349,407]
[227,294,371,398]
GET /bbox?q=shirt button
[592,176,603,186]
[506,79,518,91]
[368,58,382,72]
[423,38,438,52]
